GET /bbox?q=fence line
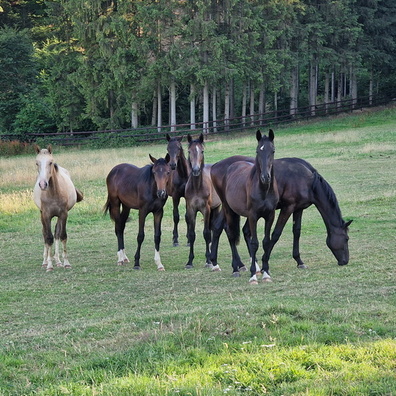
[1,94,392,146]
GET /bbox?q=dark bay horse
[210,130,279,284]
[184,133,223,270]
[34,145,83,271]
[104,154,171,270]
[166,133,190,246]
[211,155,352,268]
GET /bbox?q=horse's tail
[103,196,111,217]
[76,188,83,202]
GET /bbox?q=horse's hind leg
[292,210,307,268]
[172,196,180,246]
[54,214,71,268]
[111,202,130,265]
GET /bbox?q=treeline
[0,0,395,138]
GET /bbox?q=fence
[1,94,393,147]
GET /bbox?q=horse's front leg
[247,216,260,284]
[203,205,213,269]
[185,205,197,269]
[292,210,307,268]
[261,210,276,282]
[153,209,165,271]
[172,195,180,246]
[134,209,147,269]
[41,211,54,271]
[208,206,224,271]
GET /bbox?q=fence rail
[1,94,393,147]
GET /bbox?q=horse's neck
[177,151,190,180]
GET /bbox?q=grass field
[0,106,395,395]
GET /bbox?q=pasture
[0,106,395,395]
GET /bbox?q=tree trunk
[258,83,265,117]
[369,68,373,106]
[249,81,255,126]
[157,81,162,133]
[309,60,317,116]
[212,86,217,133]
[170,79,176,132]
[290,65,298,117]
[324,73,330,114]
[350,65,357,109]
[224,81,230,132]
[203,81,209,134]
[241,83,247,127]
[190,83,196,130]
[151,90,157,126]
[131,101,138,129]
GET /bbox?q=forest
[0,0,395,139]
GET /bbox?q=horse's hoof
[157,267,165,271]
[249,279,258,285]
[133,266,141,270]
[239,266,247,272]
[173,242,179,247]
[64,264,72,269]
[205,263,214,269]
[262,278,272,283]
[297,264,308,269]
[211,265,221,272]
[56,263,63,267]
[46,267,54,272]
[232,272,241,278]
[185,264,194,269]
[117,261,124,266]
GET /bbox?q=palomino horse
[34,145,83,271]
[210,130,279,284]
[104,154,171,270]
[184,133,223,270]
[166,133,190,246]
[211,155,352,269]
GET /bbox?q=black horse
[211,154,352,270]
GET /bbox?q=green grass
[0,106,395,395]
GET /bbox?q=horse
[33,145,83,271]
[184,133,223,270]
[210,130,279,284]
[211,154,352,269]
[165,133,190,246]
[104,154,171,270]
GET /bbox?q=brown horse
[210,130,279,284]
[211,155,352,269]
[166,133,190,246]
[33,145,83,271]
[184,133,223,270]
[104,154,171,270]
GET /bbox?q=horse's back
[274,158,315,210]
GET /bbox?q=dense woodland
[0,0,395,138]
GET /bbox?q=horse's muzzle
[192,167,201,177]
[170,163,177,170]
[157,190,168,199]
[260,173,271,185]
[39,181,49,190]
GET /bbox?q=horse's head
[327,219,352,265]
[187,133,204,177]
[255,129,275,185]
[35,144,56,191]
[166,133,184,170]
[149,154,171,199]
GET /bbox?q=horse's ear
[34,144,41,154]
[199,133,204,144]
[166,133,171,142]
[344,220,353,228]
[149,154,157,163]
[187,134,192,143]
[256,130,262,142]
[165,153,171,163]
[268,129,274,141]
[47,145,52,154]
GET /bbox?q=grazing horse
[210,130,279,284]
[166,133,190,246]
[184,133,223,270]
[104,154,171,270]
[33,145,83,271]
[211,155,352,268]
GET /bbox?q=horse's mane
[177,146,189,178]
[138,164,154,184]
[312,171,344,222]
